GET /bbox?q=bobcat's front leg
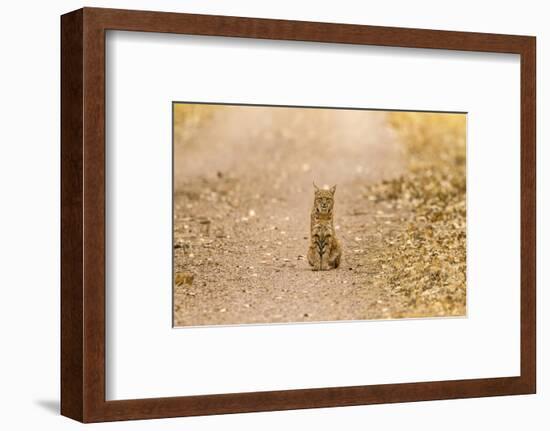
[319,247,330,270]
[307,244,321,271]
[328,239,342,269]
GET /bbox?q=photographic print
[173,103,466,327]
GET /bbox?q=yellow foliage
[388,111,466,170]
[174,103,214,127]
[365,111,467,317]
[173,103,216,143]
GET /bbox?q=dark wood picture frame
[61,7,536,423]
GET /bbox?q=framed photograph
[61,7,536,422]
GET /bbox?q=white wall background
[0,0,546,429]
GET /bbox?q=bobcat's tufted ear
[330,184,337,194]
[313,182,320,192]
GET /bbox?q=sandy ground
[173,106,415,326]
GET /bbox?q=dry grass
[365,112,467,317]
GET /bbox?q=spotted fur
[307,183,342,270]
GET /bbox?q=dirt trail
[173,106,407,326]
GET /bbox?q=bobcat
[307,183,342,271]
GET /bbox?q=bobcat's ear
[330,184,337,194]
[313,182,320,192]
